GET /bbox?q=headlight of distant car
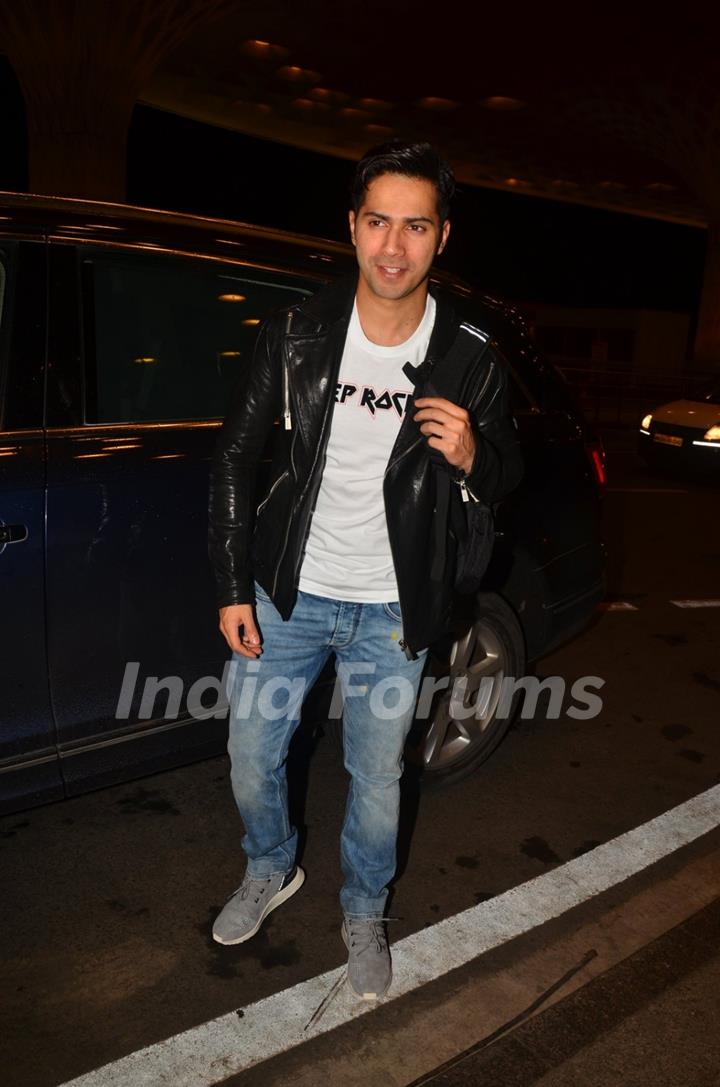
[703,424,720,441]
[641,413,652,431]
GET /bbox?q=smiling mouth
[377,265,407,275]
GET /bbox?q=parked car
[0,192,605,814]
[639,386,720,472]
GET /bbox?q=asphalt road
[1,427,719,1087]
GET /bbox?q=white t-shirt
[298,293,436,602]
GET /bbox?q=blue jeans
[225,584,428,919]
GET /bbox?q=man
[208,140,523,1001]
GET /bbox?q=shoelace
[225,874,274,905]
[345,916,402,955]
[241,878,271,903]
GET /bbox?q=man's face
[348,172,450,302]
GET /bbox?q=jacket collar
[297,271,358,327]
[298,270,459,355]
[425,282,459,364]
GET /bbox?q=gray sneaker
[342,917,392,1000]
[213,865,305,945]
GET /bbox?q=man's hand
[413,397,476,474]
[218,604,263,658]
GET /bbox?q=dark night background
[0,57,706,313]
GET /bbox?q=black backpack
[403,321,497,594]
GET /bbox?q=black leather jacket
[208,273,524,658]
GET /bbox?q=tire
[405,592,526,789]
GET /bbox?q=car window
[0,243,43,434]
[0,245,13,430]
[80,250,318,423]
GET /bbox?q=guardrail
[552,360,719,426]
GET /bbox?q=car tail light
[585,438,606,492]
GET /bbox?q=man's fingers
[414,396,468,420]
[242,614,262,649]
[414,408,468,432]
[219,604,263,657]
[426,430,477,473]
[417,416,464,436]
[234,641,263,659]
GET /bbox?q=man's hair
[350,140,456,223]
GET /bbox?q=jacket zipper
[283,322,348,596]
[272,315,347,597]
[272,311,298,594]
[386,355,442,659]
[454,356,496,506]
[256,469,289,517]
[463,356,496,418]
[282,310,293,430]
[271,431,298,596]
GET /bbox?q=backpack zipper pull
[283,310,293,430]
[454,468,470,502]
[454,464,482,504]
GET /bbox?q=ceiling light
[365,123,394,137]
[504,177,530,187]
[276,65,322,84]
[292,97,330,111]
[218,293,246,302]
[358,98,393,111]
[241,40,289,61]
[417,96,458,110]
[308,87,350,105]
[339,107,370,121]
[481,96,526,110]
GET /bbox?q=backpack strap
[403,321,491,405]
[402,321,493,583]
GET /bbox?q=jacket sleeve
[207,318,280,608]
[465,344,524,504]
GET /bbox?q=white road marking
[597,602,638,611]
[670,599,720,608]
[58,783,720,1087]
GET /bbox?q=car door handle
[0,523,28,546]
